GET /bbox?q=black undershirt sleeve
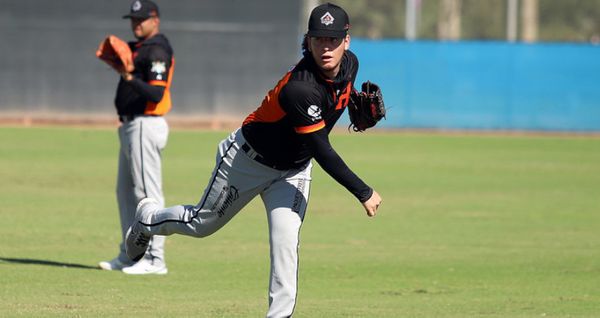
[127,77,165,103]
[300,129,373,202]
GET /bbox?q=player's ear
[344,35,350,50]
[302,35,311,53]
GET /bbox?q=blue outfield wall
[349,40,600,131]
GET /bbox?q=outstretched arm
[299,129,382,216]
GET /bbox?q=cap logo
[320,12,334,26]
[132,1,142,12]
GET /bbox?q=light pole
[405,0,419,40]
[507,0,519,42]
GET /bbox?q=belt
[241,143,289,170]
[119,114,160,122]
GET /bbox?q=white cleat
[98,257,130,271]
[122,258,168,275]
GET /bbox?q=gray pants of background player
[138,129,311,318]
[116,116,168,266]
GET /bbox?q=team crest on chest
[320,12,334,26]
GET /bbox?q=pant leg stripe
[143,140,237,227]
[290,180,309,316]
[140,121,148,198]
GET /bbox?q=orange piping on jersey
[149,80,167,87]
[295,121,325,134]
[321,75,334,84]
[145,57,175,116]
[243,72,293,125]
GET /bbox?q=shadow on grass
[0,257,99,270]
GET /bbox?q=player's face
[130,16,159,40]
[308,35,350,79]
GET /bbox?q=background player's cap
[307,3,350,38]
[123,0,160,19]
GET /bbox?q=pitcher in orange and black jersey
[99,0,173,276]
[241,42,372,202]
[123,3,382,317]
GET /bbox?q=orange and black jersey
[115,33,174,116]
[242,50,372,202]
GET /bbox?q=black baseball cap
[123,0,160,19]
[307,3,350,38]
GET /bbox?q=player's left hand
[348,81,386,132]
[96,35,135,74]
[362,190,382,217]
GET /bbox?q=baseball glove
[96,35,134,73]
[348,81,386,132]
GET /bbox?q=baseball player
[125,2,382,316]
[98,0,174,275]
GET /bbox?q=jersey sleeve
[127,78,165,103]
[278,81,326,134]
[145,46,172,87]
[298,128,373,202]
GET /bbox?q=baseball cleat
[122,258,168,275]
[125,225,150,262]
[125,198,159,262]
[98,257,130,271]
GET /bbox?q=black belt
[241,143,291,170]
[119,114,160,122]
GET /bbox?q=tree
[521,0,539,42]
[316,0,600,42]
[438,0,462,40]
[332,0,405,39]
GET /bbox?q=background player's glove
[348,81,386,132]
[96,35,134,73]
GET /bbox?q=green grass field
[0,126,599,317]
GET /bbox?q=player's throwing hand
[362,190,382,217]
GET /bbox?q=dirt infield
[1,113,599,137]
[0,114,242,130]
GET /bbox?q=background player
[125,2,381,315]
[98,0,175,275]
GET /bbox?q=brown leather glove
[96,35,134,73]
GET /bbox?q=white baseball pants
[139,129,311,318]
[116,115,168,266]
